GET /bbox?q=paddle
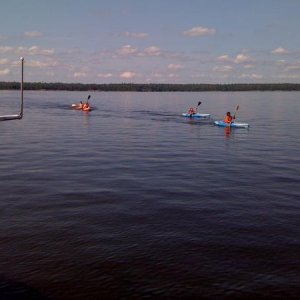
[72,95,91,108]
[189,101,201,117]
[233,105,239,120]
[85,95,91,109]
[195,101,202,113]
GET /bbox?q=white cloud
[97,73,113,78]
[122,32,149,39]
[234,54,254,64]
[74,72,87,78]
[24,31,44,38]
[0,58,9,65]
[168,73,178,78]
[15,46,55,56]
[0,45,54,55]
[183,26,216,37]
[167,64,184,70]
[26,60,58,68]
[213,65,233,72]
[217,54,254,65]
[271,47,289,55]
[0,68,10,76]
[117,45,138,55]
[0,46,13,53]
[120,71,137,79]
[46,71,55,77]
[244,64,254,69]
[107,44,162,58]
[143,46,161,56]
[216,55,231,62]
[153,73,163,78]
[28,46,54,55]
[241,73,263,79]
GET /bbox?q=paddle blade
[233,105,239,118]
[198,101,202,106]
[88,95,91,100]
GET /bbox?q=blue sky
[1,0,300,83]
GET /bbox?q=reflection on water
[224,126,232,138]
[0,90,299,299]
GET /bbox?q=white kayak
[214,121,249,128]
[182,113,211,118]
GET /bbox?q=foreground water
[0,91,299,299]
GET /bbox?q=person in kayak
[78,101,83,109]
[224,112,235,124]
[83,100,90,110]
[188,107,197,115]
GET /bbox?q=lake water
[0,90,299,299]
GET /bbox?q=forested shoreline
[1,81,300,92]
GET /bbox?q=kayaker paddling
[224,112,235,124]
[72,95,91,111]
[188,107,197,115]
[187,101,201,117]
[215,105,249,128]
[83,101,90,111]
[182,101,211,118]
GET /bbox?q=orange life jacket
[224,115,233,123]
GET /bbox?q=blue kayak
[182,113,211,118]
[214,120,249,128]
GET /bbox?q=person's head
[226,112,231,116]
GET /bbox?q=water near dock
[0,90,299,299]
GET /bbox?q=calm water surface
[0,91,299,299]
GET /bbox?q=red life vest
[224,115,233,123]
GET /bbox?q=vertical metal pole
[20,57,24,118]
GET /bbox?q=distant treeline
[1,81,300,92]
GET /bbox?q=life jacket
[188,107,196,114]
[224,115,233,123]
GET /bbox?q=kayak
[214,121,249,128]
[182,113,211,118]
[71,104,92,111]
[71,104,82,109]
